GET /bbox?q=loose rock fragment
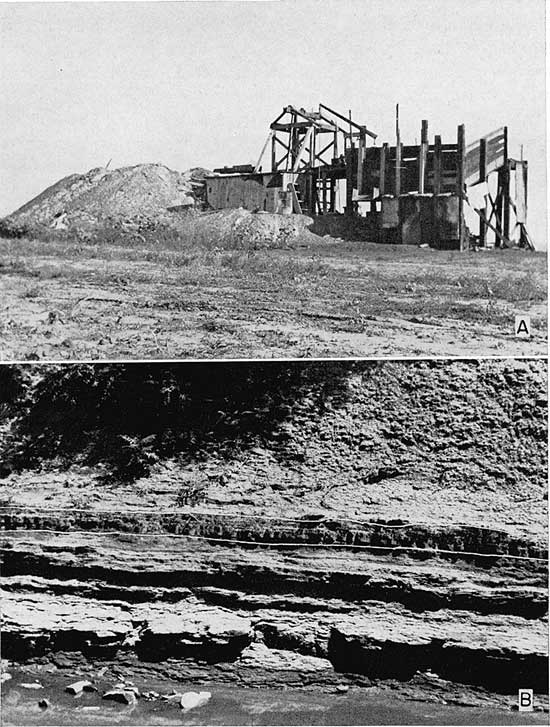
[19,682,43,690]
[103,689,137,705]
[179,691,212,712]
[65,680,95,695]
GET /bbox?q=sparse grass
[0,228,546,359]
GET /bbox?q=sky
[0,0,547,247]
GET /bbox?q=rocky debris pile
[0,164,209,237]
[12,674,213,714]
[185,208,319,249]
[0,164,321,249]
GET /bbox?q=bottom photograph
[0,358,548,726]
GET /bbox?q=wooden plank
[287,182,302,214]
[345,147,354,216]
[319,102,377,139]
[316,139,335,162]
[292,127,313,173]
[502,127,510,241]
[255,131,273,173]
[456,124,466,249]
[433,135,442,196]
[271,132,277,171]
[478,137,487,246]
[329,177,336,212]
[380,143,387,195]
[473,208,513,248]
[357,130,365,196]
[395,104,401,196]
[432,134,442,248]
[418,119,428,193]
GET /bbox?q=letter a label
[515,315,531,338]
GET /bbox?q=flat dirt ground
[0,235,546,360]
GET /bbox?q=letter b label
[518,689,533,711]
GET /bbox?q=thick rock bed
[1,359,547,723]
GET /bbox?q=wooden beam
[379,143,387,195]
[271,121,334,132]
[345,146,354,216]
[502,127,510,241]
[418,119,428,194]
[433,135,442,195]
[292,127,313,173]
[329,177,336,212]
[357,130,366,196]
[495,171,503,247]
[456,123,466,249]
[433,134,442,249]
[473,208,514,248]
[315,139,335,162]
[271,132,277,171]
[477,137,487,246]
[395,104,401,196]
[287,182,302,214]
[255,131,273,173]
[287,105,328,129]
[319,102,377,138]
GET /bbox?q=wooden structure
[205,104,532,250]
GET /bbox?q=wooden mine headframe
[254,104,376,215]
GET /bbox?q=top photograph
[0,0,546,361]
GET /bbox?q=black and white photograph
[0,1,548,726]
[0,0,546,360]
[0,359,548,725]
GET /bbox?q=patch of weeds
[0,494,14,508]
[69,494,92,510]
[175,477,207,506]
[201,319,238,335]
[22,283,42,299]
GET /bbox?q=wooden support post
[395,104,401,197]
[495,171,503,248]
[433,134,442,248]
[433,135,442,195]
[521,161,529,224]
[255,131,273,173]
[357,130,366,196]
[345,147,354,216]
[333,130,338,160]
[419,119,428,193]
[271,132,277,172]
[502,127,510,243]
[329,178,336,213]
[379,143,387,195]
[478,137,487,247]
[456,123,466,249]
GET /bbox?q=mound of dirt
[1,164,210,235]
[185,208,318,249]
